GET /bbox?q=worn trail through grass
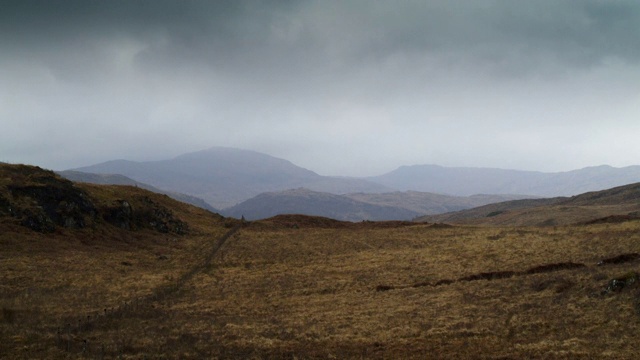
[55,223,244,356]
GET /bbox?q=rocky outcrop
[104,200,134,230]
[1,164,189,235]
[130,196,188,234]
[6,169,96,232]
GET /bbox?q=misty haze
[3,1,640,359]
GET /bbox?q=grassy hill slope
[417,182,640,226]
[0,163,237,358]
[3,163,640,358]
[347,191,533,215]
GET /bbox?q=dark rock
[135,196,188,234]
[0,195,12,216]
[602,272,639,295]
[104,200,133,230]
[8,176,96,231]
[20,209,56,233]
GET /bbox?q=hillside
[224,189,535,221]
[417,182,640,226]
[57,170,220,213]
[346,191,533,215]
[71,148,640,211]
[0,163,227,234]
[370,164,640,197]
[73,147,390,209]
[223,188,422,221]
[3,163,640,358]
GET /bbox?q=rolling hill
[346,191,533,215]
[72,147,390,209]
[417,182,640,226]
[370,164,640,197]
[222,188,422,221]
[0,163,221,234]
[224,188,535,221]
[67,147,640,223]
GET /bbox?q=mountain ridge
[370,163,640,197]
[70,147,640,213]
[73,147,391,209]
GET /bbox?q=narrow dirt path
[56,223,244,355]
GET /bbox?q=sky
[1,0,639,177]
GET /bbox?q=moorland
[2,163,640,359]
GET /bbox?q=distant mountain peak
[72,147,389,209]
[71,147,640,210]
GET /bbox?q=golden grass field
[1,165,640,359]
[3,214,640,358]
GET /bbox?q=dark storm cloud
[5,1,638,78]
[2,1,640,175]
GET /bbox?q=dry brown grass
[2,176,640,358]
[177,221,640,359]
[466,204,640,227]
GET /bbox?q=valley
[2,163,640,358]
[65,147,640,221]
[5,2,639,358]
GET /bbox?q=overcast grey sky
[1,0,639,176]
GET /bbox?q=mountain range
[8,162,640,229]
[72,147,389,209]
[369,164,640,197]
[68,147,640,220]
